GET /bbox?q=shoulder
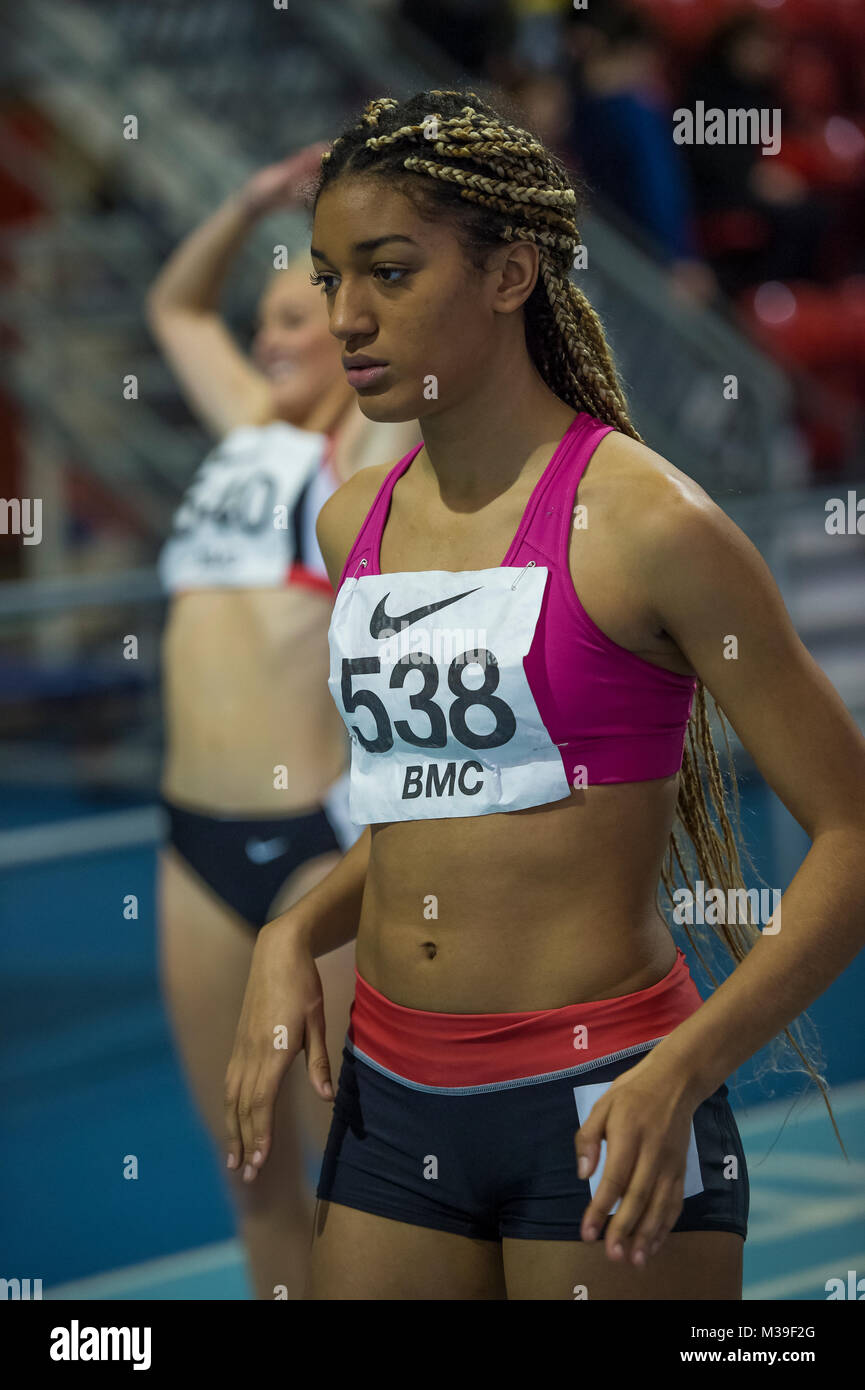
[315,459,398,590]
[584,428,734,563]
[582,429,757,620]
[584,428,704,511]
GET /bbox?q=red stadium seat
[738,278,865,443]
[781,40,842,117]
[738,281,845,368]
[836,277,865,366]
[767,0,865,46]
[634,0,865,53]
[696,207,770,256]
[737,278,865,474]
[774,120,865,190]
[631,0,748,52]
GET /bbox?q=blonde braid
[314,90,840,1145]
[320,94,400,166]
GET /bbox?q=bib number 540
[341,651,516,753]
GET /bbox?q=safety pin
[510,559,535,590]
[351,557,368,579]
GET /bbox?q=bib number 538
[341,651,516,753]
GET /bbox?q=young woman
[145,144,419,1300]
[224,92,865,1300]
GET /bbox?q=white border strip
[733,1080,865,1134]
[44,1239,245,1300]
[745,1252,865,1301]
[0,806,166,866]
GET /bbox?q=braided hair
[313,89,839,1146]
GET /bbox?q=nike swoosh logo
[369,587,481,639]
[245,836,288,863]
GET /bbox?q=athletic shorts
[315,946,749,1242]
[161,770,362,930]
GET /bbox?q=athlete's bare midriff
[161,587,347,814]
[357,778,682,1011]
[349,429,695,1012]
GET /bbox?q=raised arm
[144,145,327,437]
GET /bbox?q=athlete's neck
[417,373,578,509]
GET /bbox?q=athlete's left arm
[638,481,865,1095]
[575,474,865,1264]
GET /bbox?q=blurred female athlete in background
[145,144,418,1299]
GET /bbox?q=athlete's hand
[224,918,333,1184]
[240,145,330,217]
[574,1051,700,1265]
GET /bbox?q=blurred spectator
[509,70,574,159]
[508,0,572,74]
[560,1,717,303]
[396,0,514,76]
[682,12,836,296]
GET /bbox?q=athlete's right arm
[223,464,391,1182]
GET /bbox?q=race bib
[158,422,326,591]
[327,565,572,822]
[573,1076,704,1212]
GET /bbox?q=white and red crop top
[158,420,339,596]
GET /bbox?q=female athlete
[224,93,865,1300]
[145,144,418,1299]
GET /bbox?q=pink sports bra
[328,411,697,823]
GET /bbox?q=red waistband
[347,947,703,1087]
